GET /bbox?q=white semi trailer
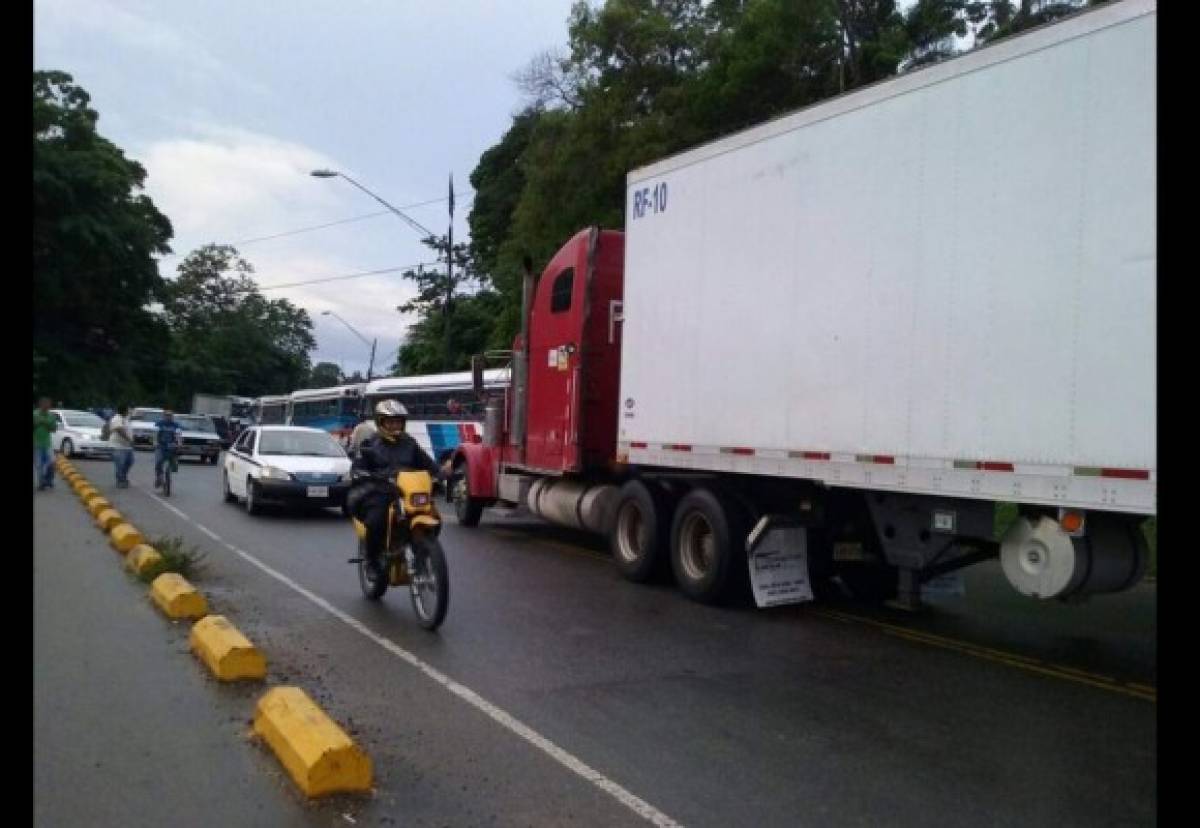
[454,0,1156,609]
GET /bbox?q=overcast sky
[34,0,576,379]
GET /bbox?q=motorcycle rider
[348,400,445,571]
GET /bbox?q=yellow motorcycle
[350,469,450,630]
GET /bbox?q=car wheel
[61,438,74,458]
[245,478,262,516]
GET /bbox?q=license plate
[306,486,329,498]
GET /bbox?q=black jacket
[348,432,441,508]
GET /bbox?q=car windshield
[258,430,345,458]
[63,412,104,428]
[131,408,162,421]
[177,416,217,433]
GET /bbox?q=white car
[222,426,352,516]
[129,406,164,449]
[51,409,112,459]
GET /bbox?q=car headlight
[260,466,292,481]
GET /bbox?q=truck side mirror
[471,355,485,399]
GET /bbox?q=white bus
[254,395,291,426]
[362,370,510,463]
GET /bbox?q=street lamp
[309,169,434,240]
[312,167,456,371]
[321,310,377,381]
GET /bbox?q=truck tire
[610,480,672,583]
[452,460,484,527]
[669,487,750,604]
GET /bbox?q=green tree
[309,362,342,387]
[33,70,174,405]
[160,245,315,406]
[395,231,497,372]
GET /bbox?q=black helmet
[373,399,408,441]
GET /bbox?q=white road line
[147,493,683,828]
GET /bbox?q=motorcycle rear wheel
[357,538,388,600]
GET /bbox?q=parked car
[51,409,113,459]
[173,414,223,464]
[222,426,352,515]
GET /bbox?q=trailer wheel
[611,480,672,582]
[669,487,750,604]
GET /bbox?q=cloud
[139,122,427,376]
[142,123,345,243]
[35,0,269,96]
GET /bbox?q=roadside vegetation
[136,535,209,583]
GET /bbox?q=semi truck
[450,0,1156,609]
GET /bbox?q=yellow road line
[813,608,1155,703]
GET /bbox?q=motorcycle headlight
[260,466,291,481]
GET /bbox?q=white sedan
[51,409,113,459]
[222,426,352,516]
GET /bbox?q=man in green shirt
[33,397,57,491]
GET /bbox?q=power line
[253,261,441,292]
[226,193,475,247]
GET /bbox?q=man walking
[108,404,135,488]
[33,397,57,491]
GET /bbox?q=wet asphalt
[34,455,1156,827]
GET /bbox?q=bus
[254,395,291,426]
[362,369,510,463]
[288,384,365,445]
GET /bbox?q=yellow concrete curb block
[109,523,145,554]
[126,545,164,576]
[78,486,98,501]
[86,497,112,517]
[189,615,266,681]
[149,573,208,620]
[95,508,124,531]
[253,687,372,797]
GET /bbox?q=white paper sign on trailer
[619,0,1155,516]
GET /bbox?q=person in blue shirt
[153,408,184,489]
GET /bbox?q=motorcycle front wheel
[408,533,449,630]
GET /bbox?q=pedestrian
[33,396,57,491]
[108,404,135,488]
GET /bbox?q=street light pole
[310,169,434,239]
[312,168,455,373]
[320,310,378,380]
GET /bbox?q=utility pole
[443,172,454,372]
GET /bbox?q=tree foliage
[309,362,343,387]
[33,70,174,405]
[158,244,315,407]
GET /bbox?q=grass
[993,503,1157,578]
[137,535,209,583]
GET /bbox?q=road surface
[34,456,1156,826]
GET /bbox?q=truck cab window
[551,267,574,314]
